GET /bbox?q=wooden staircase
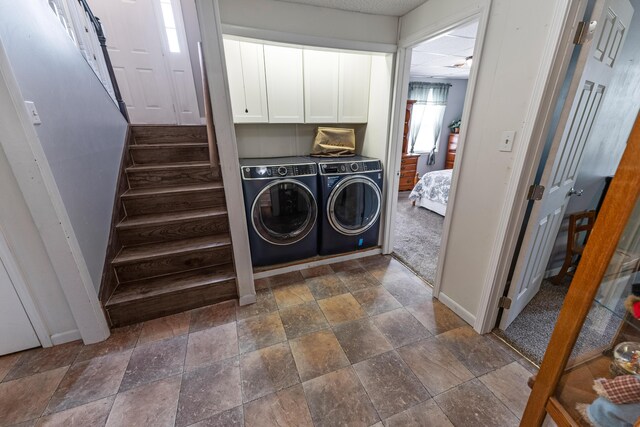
[104,125,237,327]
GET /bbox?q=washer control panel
[319,160,382,175]
[242,163,317,179]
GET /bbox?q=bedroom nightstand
[445,132,458,169]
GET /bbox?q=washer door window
[328,176,381,236]
[252,180,317,245]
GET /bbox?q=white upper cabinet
[264,45,304,123]
[223,39,268,123]
[338,53,371,123]
[224,38,372,124]
[303,49,340,123]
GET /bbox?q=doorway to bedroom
[392,19,477,286]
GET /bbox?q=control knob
[350,162,359,172]
[277,166,288,176]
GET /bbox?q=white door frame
[382,1,492,302]
[195,0,256,305]
[473,0,589,332]
[0,227,50,348]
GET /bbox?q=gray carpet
[392,191,444,285]
[496,280,624,365]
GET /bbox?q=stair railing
[198,42,222,179]
[75,0,129,121]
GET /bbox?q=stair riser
[130,146,210,165]
[123,189,226,216]
[107,279,237,327]
[115,246,233,283]
[133,126,207,145]
[117,215,229,246]
[127,167,214,189]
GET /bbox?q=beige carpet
[392,192,444,285]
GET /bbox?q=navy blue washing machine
[315,156,383,255]
[239,157,318,267]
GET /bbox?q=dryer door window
[252,180,317,245]
[328,176,381,236]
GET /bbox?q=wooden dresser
[400,153,420,191]
[445,132,458,169]
[399,100,418,191]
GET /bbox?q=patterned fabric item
[594,376,640,405]
[409,169,452,206]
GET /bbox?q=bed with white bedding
[408,169,452,216]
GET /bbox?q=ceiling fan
[448,56,473,68]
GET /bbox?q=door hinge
[574,20,597,45]
[499,296,512,309]
[527,184,545,201]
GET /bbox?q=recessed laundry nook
[224,34,395,276]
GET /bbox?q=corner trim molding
[438,292,476,326]
[50,329,82,346]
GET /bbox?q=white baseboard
[544,267,561,279]
[438,292,476,327]
[239,294,257,306]
[50,329,82,346]
[253,248,382,280]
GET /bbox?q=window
[410,103,446,154]
[159,0,180,53]
[407,82,450,155]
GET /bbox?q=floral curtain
[408,82,451,157]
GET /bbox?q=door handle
[568,187,584,197]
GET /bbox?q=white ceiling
[410,20,479,80]
[273,0,428,16]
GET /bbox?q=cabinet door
[304,50,339,123]
[223,39,268,123]
[264,45,304,123]
[338,53,371,123]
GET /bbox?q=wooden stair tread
[112,234,231,265]
[129,143,209,150]
[117,207,227,229]
[126,161,211,172]
[106,264,236,306]
[122,182,223,198]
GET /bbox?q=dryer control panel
[319,160,382,175]
[241,163,317,180]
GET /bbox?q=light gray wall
[546,0,640,271]
[410,78,469,176]
[235,124,367,158]
[218,0,398,49]
[0,0,128,292]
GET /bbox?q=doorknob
[568,187,584,197]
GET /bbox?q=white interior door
[90,0,199,124]
[156,0,200,124]
[0,256,40,355]
[499,0,634,330]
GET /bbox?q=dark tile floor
[0,255,542,427]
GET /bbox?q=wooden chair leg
[551,257,572,285]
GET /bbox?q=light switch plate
[500,130,515,152]
[24,101,41,125]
